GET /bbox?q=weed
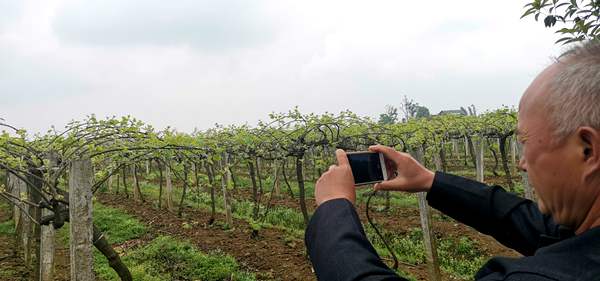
[93,202,147,244]
[0,220,15,235]
[100,236,258,281]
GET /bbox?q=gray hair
[547,40,600,140]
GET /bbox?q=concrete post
[69,158,95,281]
[414,148,441,281]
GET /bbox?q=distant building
[437,109,467,116]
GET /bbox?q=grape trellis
[0,108,528,281]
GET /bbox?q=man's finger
[369,145,399,162]
[335,149,350,166]
[374,181,390,191]
[374,178,401,191]
[328,165,336,171]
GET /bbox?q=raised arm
[426,172,571,255]
[305,149,407,281]
[305,198,407,281]
[369,145,572,256]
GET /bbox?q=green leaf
[521,7,538,19]
[555,27,574,33]
[555,36,574,44]
[570,0,578,8]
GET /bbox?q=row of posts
[2,137,532,281]
[413,135,534,281]
[4,157,94,281]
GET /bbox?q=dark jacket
[305,172,600,281]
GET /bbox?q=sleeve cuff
[426,172,527,227]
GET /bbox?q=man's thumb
[374,180,394,191]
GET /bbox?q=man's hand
[314,149,356,206]
[369,145,435,193]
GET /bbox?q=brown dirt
[0,203,70,281]
[0,206,29,281]
[231,187,519,259]
[99,185,521,281]
[119,164,522,281]
[96,193,315,281]
[227,183,520,281]
[52,246,70,281]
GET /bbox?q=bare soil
[98,184,520,281]
[0,206,29,281]
[97,193,315,281]
[0,203,70,281]
[0,164,521,281]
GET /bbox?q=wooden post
[474,136,485,182]
[510,136,518,174]
[16,175,32,266]
[28,168,43,278]
[516,143,535,200]
[221,153,233,226]
[107,175,113,193]
[452,139,459,159]
[8,173,21,230]
[39,152,58,281]
[40,154,57,281]
[433,153,442,172]
[521,170,535,200]
[413,148,441,281]
[165,162,174,211]
[69,158,95,281]
[464,136,470,157]
[273,161,280,196]
[132,165,141,202]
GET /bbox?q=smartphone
[346,151,388,186]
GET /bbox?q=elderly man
[305,40,600,281]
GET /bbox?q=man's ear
[577,127,600,179]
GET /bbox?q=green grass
[57,201,147,245]
[0,220,14,235]
[134,181,308,235]
[0,268,18,279]
[0,201,15,236]
[356,189,418,208]
[96,236,256,281]
[438,237,487,279]
[52,198,255,281]
[365,225,486,279]
[93,201,147,244]
[0,201,20,278]
[104,174,492,280]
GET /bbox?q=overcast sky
[1,0,565,133]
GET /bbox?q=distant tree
[400,95,415,121]
[378,105,399,125]
[415,106,430,118]
[468,104,477,116]
[399,95,431,121]
[521,0,600,44]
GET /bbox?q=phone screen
[347,152,385,185]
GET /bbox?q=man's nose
[518,157,527,172]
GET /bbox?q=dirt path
[97,193,316,281]
[0,205,29,281]
[0,203,70,281]
[231,188,519,259]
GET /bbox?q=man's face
[517,64,588,227]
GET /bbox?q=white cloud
[0,0,565,133]
[53,0,280,51]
